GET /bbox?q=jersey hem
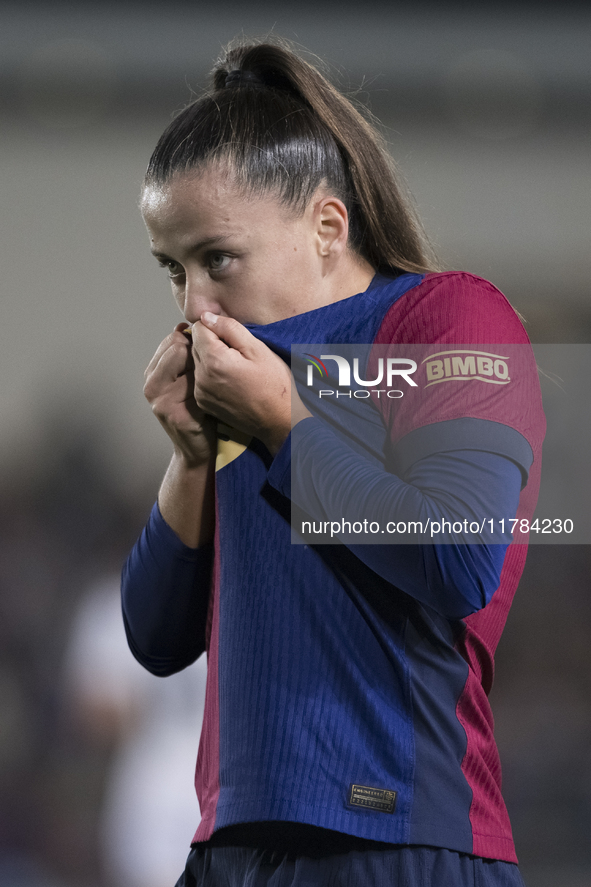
[191,813,518,863]
[198,797,411,846]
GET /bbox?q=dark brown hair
[145,38,438,276]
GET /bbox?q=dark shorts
[174,830,526,887]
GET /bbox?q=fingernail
[202,311,218,326]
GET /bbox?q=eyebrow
[150,234,234,258]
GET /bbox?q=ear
[313,195,349,260]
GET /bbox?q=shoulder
[374,271,531,346]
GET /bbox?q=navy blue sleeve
[267,418,523,619]
[121,502,213,676]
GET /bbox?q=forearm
[121,501,214,676]
[125,325,218,674]
[158,449,216,548]
[268,418,522,619]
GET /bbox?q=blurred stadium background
[1,2,590,885]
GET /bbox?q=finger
[146,340,194,395]
[154,341,194,383]
[191,320,226,366]
[145,328,192,376]
[199,312,261,359]
[144,348,196,408]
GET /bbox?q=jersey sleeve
[267,272,545,620]
[268,420,521,618]
[121,502,213,676]
[369,271,545,478]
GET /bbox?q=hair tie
[225,69,264,89]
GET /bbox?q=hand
[144,323,217,468]
[191,312,311,455]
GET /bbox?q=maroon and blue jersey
[122,271,545,863]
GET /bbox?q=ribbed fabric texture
[121,271,545,863]
[372,272,545,862]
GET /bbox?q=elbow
[437,579,491,621]
[428,543,506,619]
[120,540,212,675]
[123,613,203,676]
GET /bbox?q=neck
[327,253,376,305]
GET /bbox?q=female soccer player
[122,38,545,886]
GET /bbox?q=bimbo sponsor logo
[422,350,510,387]
[304,353,418,399]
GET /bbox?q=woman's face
[141,166,354,326]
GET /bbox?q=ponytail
[146,37,439,276]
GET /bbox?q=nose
[182,273,222,323]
